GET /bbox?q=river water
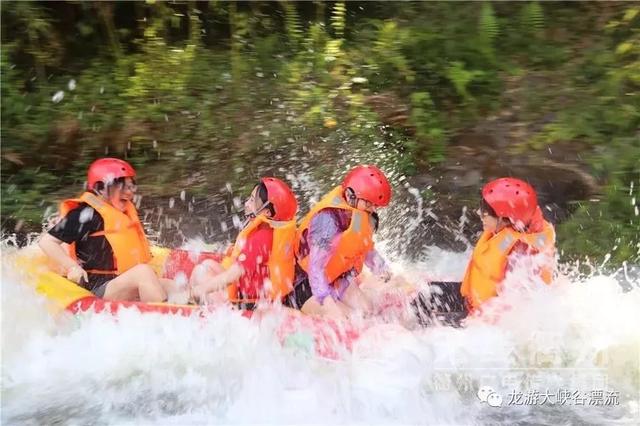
[2,240,638,425]
[2,172,639,425]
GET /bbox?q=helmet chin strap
[512,218,530,232]
[344,187,358,208]
[345,187,376,212]
[243,200,273,226]
[94,187,109,200]
[502,217,528,232]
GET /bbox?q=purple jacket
[301,208,388,303]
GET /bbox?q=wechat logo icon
[477,386,503,407]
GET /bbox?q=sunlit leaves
[478,2,498,59]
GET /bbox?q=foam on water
[2,242,639,425]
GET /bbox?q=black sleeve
[48,205,101,244]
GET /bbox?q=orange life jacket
[295,186,375,285]
[460,220,556,311]
[221,214,296,303]
[59,192,152,275]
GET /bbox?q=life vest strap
[231,300,258,311]
[228,290,259,307]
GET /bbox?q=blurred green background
[1,1,638,265]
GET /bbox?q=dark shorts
[90,281,111,298]
[411,281,469,327]
[85,274,116,298]
[232,300,257,311]
[283,278,313,310]
[229,280,313,311]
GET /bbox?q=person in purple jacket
[291,165,393,319]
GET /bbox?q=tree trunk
[96,2,122,58]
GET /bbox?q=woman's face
[244,185,265,217]
[477,208,508,234]
[355,198,378,213]
[107,177,136,212]
[479,209,499,233]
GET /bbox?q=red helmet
[342,165,392,207]
[482,177,539,227]
[87,158,136,190]
[261,177,298,221]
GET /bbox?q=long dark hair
[255,182,275,217]
[93,177,131,194]
[480,197,497,218]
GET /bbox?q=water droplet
[232,215,242,229]
[51,91,64,103]
[68,79,76,91]
[233,197,243,209]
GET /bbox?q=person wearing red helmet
[39,158,174,302]
[460,177,557,311]
[291,165,394,319]
[413,177,556,326]
[190,177,301,309]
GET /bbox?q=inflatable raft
[11,246,360,359]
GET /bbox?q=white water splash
[51,91,64,103]
[2,241,638,425]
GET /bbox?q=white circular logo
[477,386,495,402]
[487,392,503,407]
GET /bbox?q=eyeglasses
[122,182,137,192]
[361,199,374,209]
[477,208,491,218]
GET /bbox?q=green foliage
[330,1,346,39]
[370,20,414,84]
[228,3,251,95]
[543,6,640,264]
[478,2,499,60]
[281,1,303,51]
[1,1,638,266]
[3,2,63,81]
[410,92,445,164]
[520,2,544,36]
[446,61,485,102]
[558,173,639,265]
[124,26,199,120]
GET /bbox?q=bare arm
[192,262,244,300]
[38,233,87,283]
[364,248,392,281]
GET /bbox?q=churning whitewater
[2,238,638,425]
